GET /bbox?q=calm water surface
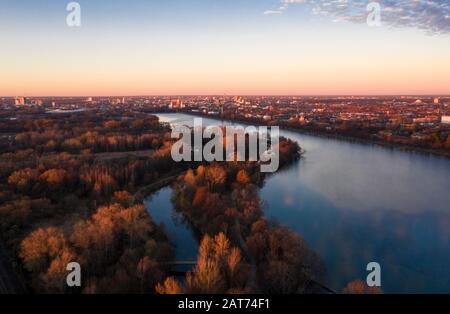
[145,113,450,293]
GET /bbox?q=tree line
[0,110,179,293]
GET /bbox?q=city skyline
[1,0,450,96]
[3,93,450,98]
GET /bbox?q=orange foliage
[192,187,208,208]
[236,169,251,185]
[20,228,64,270]
[342,279,383,294]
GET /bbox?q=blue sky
[265,0,450,34]
[3,0,449,32]
[1,0,449,96]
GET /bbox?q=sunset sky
[1,0,450,96]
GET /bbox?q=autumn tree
[40,169,68,186]
[8,168,40,193]
[19,227,79,292]
[20,227,67,273]
[70,203,173,293]
[205,164,227,191]
[156,277,184,294]
[41,248,77,293]
[113,190,133,207]
[158,233,249,294]
[186,234,226,293]
[342,279,383,294]
[236,169,251,185]
[246,220,323,294]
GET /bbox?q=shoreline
[162,110,450,160]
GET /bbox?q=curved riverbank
[175,111,450,159]
[150,113,450,293]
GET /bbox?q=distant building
[14,96,25,105]
[434,98,440,104]
[31,99,43,106]
[298,115,306,123]
[441,116,450,124]
[169,99,184,109]
[111,98,122,105]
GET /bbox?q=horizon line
[2,94,450,98]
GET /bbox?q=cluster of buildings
[148,95,450,146]
[154,95,450,125]
[1,95,449,145]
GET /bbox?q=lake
[145,113,450,293]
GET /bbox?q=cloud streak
[264,10,284,15]
[267,0,450,34]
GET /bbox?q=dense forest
[0,109,377,294]
[0,110,181,292]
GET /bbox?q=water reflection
[148,113,450,293]
[280,132,450,213]
[144,187,198,260]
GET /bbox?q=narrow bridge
[162,260,197,277]
[160,260,336,293]
[163,261,196,266]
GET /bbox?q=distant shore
[167,111,450,159]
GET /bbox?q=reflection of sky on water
[144,187,198,261]
[277,130,450,213]
[155,113,450,293]
[262,166,450,292]
[261,134,450,293]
